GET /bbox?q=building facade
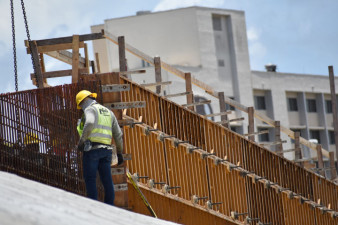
[91,6,338,161]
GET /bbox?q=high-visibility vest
[77,115,85,137]
[77,104,113,145]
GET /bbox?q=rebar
[0,81,102,199]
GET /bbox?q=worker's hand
[77,142,84,152]
[117,153,124,165]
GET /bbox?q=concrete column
[317,93,329,150]
[298,92,310,158]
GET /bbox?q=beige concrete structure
[91,7,338,165]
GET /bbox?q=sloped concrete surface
[0,171,178,225]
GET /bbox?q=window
[141,60,150,67]
[307,99,317,112]
[329,131,335,145]
[310,130,321,144]
[218,59,225,67]
[326,100,332,113]
[258,128,269,142]
[287,98,298,111]
[212,16,222,31]
[254,96,266,110]
[226,97,235,111]
[230,126,237,133]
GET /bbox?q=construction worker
[76,90,123,206]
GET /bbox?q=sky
[1,0,338,93]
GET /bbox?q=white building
[91,6,338,162]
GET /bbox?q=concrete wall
[101,7,201,71]
[91,24,110,73]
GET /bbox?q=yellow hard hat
[76,90,97,109]
[24,133,39,145]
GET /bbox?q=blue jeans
[83,148,114,205]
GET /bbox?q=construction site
[1,2,338,225]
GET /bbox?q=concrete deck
[0,171,178,225]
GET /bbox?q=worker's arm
[78,107,96,146]
[111,111,123,154]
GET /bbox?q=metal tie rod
[162,184,181,194]
[245,216,260,223]
[264,180,278,189]
[277,187,290,194]
[172,139,189,148]
[164,91,191,98]
[214,157,228,166]
[143,126,158,136]
[129,121,143,128]
[230,211,248,220]
[131,173,149,182]
[252,175,265,184]
[226,162,241,172]
[239,170,255,177]
[191,195,208,204]
[201,151,216,159]
[310,203,323,210]
[206,200,222,209]
[182,100,211,108]
[299,197,311,204]
[140,81,172,87]
[187,146,200,154]
[288,191,301,199]
[118,119,143,127]
[147,179,166,189]
[157,133,175,142]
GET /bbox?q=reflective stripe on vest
[88,104,113,145]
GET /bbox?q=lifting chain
[10,0,39,89]
[20,0,40,88]
[10,0,22,146]
[10,0,18,92]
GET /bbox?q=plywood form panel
[164,141,209,207]
[124,125,167,185]
[207,159,248,221]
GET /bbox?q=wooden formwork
[117,75,337,222]
[128,183,240,225]
[123,118,337,224]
